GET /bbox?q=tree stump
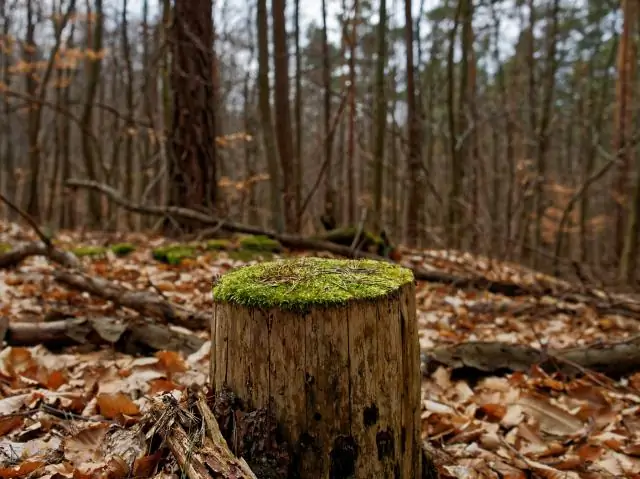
[212,257,434,478]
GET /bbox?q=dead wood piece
[65,179,640,318]
[53,269,208,330]
[424,335,640,377]
[2,316,204,354]
[64,179,543,296]
[147,393,257,479]
[0,242,81,270]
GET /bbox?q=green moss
[110,243,136,257]
[152,244,196,265]
[71,246,107,257]
[228,250,273,262]
[205,239,233,251]
[238,235,282,252]
[0,243,12,254]
[213,257,413,312]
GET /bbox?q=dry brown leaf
[96,393,140,419]
[517,395,585,437]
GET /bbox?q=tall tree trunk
[121,0,135,229]
[257,0,283,232]
[80,0,104,226]
[372,0,387,230]
[404,0,423,245]
[23,0,39,220]
[272,0,297,232]
[531,0,559,268]
[615,0,638,275]
[346,0,358,224]
[167,0,217,233]
[0,0,16,221]
[321,0,335,228]
[294,0,303,229]
[446,0,462,247]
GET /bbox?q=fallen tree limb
[0,244,209,330]
[423,335,640,377]
[0,241,81,269]
[53,269,209,329]
[1,316,205,355]
[66,179,640,317]
[65,179,545,296]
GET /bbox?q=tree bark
[167,0,217,233]
[272,0,298,232]
[212,258,432,478]
[257,0,284,232]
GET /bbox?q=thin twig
[0,192,52,247]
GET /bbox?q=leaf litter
[0,222,637,477]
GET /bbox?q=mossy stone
[213,257,413,312]
[152,244,196,265]
[110,243,136,257]
[205,239,233,251]
[71,246,107,257]
[0,243,12,254]
[238,235,282,252]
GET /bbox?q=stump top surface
[212,257,413,311]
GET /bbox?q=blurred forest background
[0,0,638,286]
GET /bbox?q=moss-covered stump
[212,257,428,478]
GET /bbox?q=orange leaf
[96,393,139,419]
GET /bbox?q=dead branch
[53,269,209,329]
[64,179,542,295]
[65,179,640,318]
[0,194,52,247]
[0,241,81,269]
[2,316,205,355]
[146,393,257,479]
[424,335,640,378]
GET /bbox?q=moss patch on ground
[213,257,413,312]
[110,243,136,257]
[205,239,233,251]
[0,243,12,254]
[238,235,282,252]
[152,244,196,265]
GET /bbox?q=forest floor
[0,221,638,478]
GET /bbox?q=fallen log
[53,269,209,329]
[0,241,81,269]
[423,335,640,378]
[65,179,545,296]
[0,244,209,331]
[66,179,640,318]
[1,316,205,355]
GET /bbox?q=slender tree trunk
[121,0,135,229]
[257,0,284,232]
[531,0,559,268]
[372,0,387,230]
[321,0,335,227]
[446,0,462,247]
[404,0,423,245]
[346,0,358,224]
[294,0,303,228]
[272,0,297,232]
[80,0,104,226]
[615,0,638,276]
